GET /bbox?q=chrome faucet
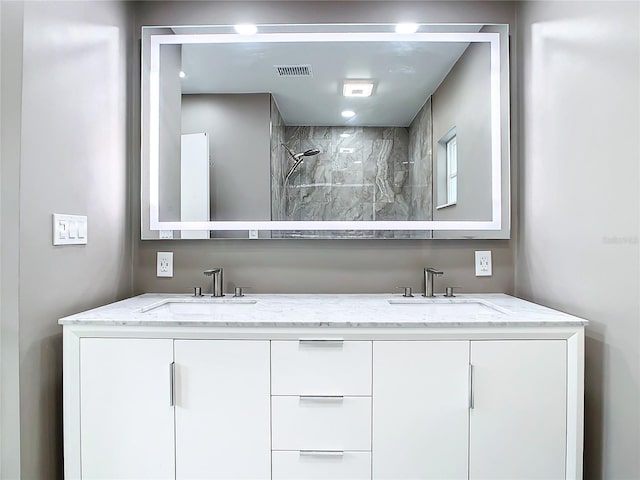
[423,267,443,297]
[203,268,224,297]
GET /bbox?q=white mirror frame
[146,27,508,233]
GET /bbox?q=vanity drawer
[272,396,371,451]
[271,340,372,395]
[272,451,371,480]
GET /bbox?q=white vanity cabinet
[61,293,586,480]
[373,340,569,480]
[373,341,471,479]
[173,340,270,480]
[469,340,567,479]
[79,338,176,480]
[271,340,372,479]
[71,337,270,480]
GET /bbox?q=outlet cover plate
[475,250,492,276]
[157,252,173,277]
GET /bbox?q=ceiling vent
[275,64,313,77]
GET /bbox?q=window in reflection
[437,126,458,210]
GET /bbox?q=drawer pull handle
[299,395,344,402]
[299,450,345,457]
[299,339,344,346]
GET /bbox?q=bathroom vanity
[60,294,586,480]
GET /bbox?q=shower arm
[281,143,299,163]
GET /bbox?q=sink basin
[387,298,509,315]
[140,298,257,315]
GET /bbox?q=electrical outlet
[157,252,173,277]
[475,251,492,277]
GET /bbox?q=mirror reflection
[144,25,509,239]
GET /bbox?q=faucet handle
[396,286,414,298]
[233,286,251,297]
[445,286,462,298]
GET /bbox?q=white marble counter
[58,293,588,328]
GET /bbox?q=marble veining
[59,293,589,328]
[270,96,286,224]
[408,97,434,223]
[270,96,436,239]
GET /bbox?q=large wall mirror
[141,23,510,239]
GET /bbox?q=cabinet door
[174,340,270,479]
[80,338,175,480]
[470,340,567,480]
[373,341,470,480]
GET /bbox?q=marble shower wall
[270,96,286,221]
[270,101,434,238]
[279,126,413,221]
[408,97,434,221]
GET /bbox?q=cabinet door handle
[169,362,176,407]
[469,363,474,410]
[299,450,344,457]
[299,339,344,346]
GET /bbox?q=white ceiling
[176,29,486,126]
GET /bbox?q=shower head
[301,148,321,157]
[282,144,321,162]
[282,145,322,184]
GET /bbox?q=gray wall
[15,2,134,478]
[181,93,272,223]
[515,2,639,478]
[133,1,517,296]
[432,41,492,222]
[0,3,24,478]
[159,43,183,222]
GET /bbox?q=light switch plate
[53,214,87,245]
[157,252,173,277]
[475,250,492,276]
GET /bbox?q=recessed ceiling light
[341,110,356,118]
[395,23,419,34]
[234,24,258,35]
[340,133,351,138]
[179,71,186,78]
[343,81,374,97]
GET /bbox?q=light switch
[78,220,87,239]
[53,214,87,245]
[58,220,68,239]
[69,221,78,239]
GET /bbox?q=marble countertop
[58,293,588,328]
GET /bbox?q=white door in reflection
[180,132,209,239]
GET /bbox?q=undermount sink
[388,297,509,315]
[140,297,257,315]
